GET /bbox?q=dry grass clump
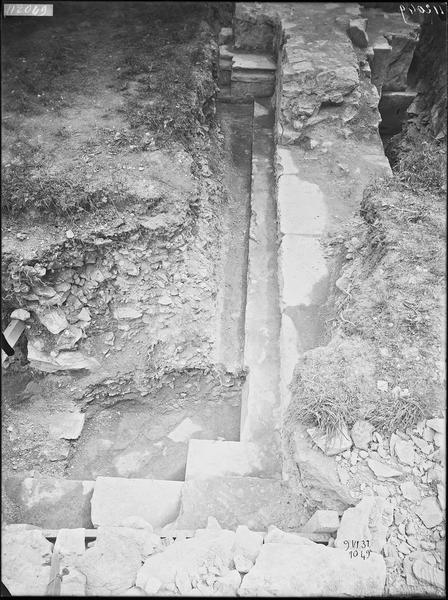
[286,337,376,436]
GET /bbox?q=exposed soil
[1,2,244,487]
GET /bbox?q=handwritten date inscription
[343,539,371,560]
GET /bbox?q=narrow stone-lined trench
[2,3,445,597]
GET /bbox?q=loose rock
[37,309,69,334]
[400,481,421,503]
[10,308,31,321]
[415,497,443,528]
[307,423,352,456]
[426,419,444,434]
[335,496,393,554]
[1,528,53,595]
[239,537,386,596]
[350,420,374,450]
[395,439,415,466]
[412,559,445,589]
[367,459,402,479]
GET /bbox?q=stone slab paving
[185,439,280,480]
[175,476,305,531]
[90,476,183,528]
[3,476,94,529]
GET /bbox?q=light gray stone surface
[335,496,393,554]
[185,439,276,480]
[4,476,94,528]
[239,539,386,596]
[175,476,305,531]
[91,477,183,528]
[1,527,53,596]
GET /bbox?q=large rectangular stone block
[185,440,278,480]
[91,477,183,528]
[4,476,94,528]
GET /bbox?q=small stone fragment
[48,412,85,440]
[398,541,411,554]
[415,497,443,528]
[114,306,143,320]
[373,485,390,498]
[37,309,69,334]
[412,559,445,589]
[376,380,388,392]
[426,419,444,434]
[395,439,415,466]
[411,436,432,455]
[351,420,375,450]
[234,553,254,574]
[10,308,31,321]
[400,481,421,503]
[233,525,263,562]
[423,427,435,442]
[307,424,352,456]
[367,459,402,479]
[66,230,75,239]
[77,307,91,322]
[301,510,340,533]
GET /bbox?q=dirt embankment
[1,2,240,481]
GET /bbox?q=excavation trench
[2,2,416,537]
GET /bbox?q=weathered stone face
[3,476,94,529]
[238,539,387,596]
[1,527,53,596]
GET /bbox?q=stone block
[301,510,340,534]
[1,528,53,595]
[335,496,393,554]
[293,426,355,511]
[91,477,183,528]
[55,528,86,564]
[348,18,369,48]
[185,440,272,480]
[277,174,326,236]
[4,476,94,528]
[48,412,85,440]
[239,540,386,596]
[175,476,304,531]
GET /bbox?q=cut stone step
[232,54,276,71]
[174,476,305,531]
[231,73,275,98]
[185,439,280,480]
[90,476,183,528]
[3,475,94,528]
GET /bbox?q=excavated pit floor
[66,372,242,481]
